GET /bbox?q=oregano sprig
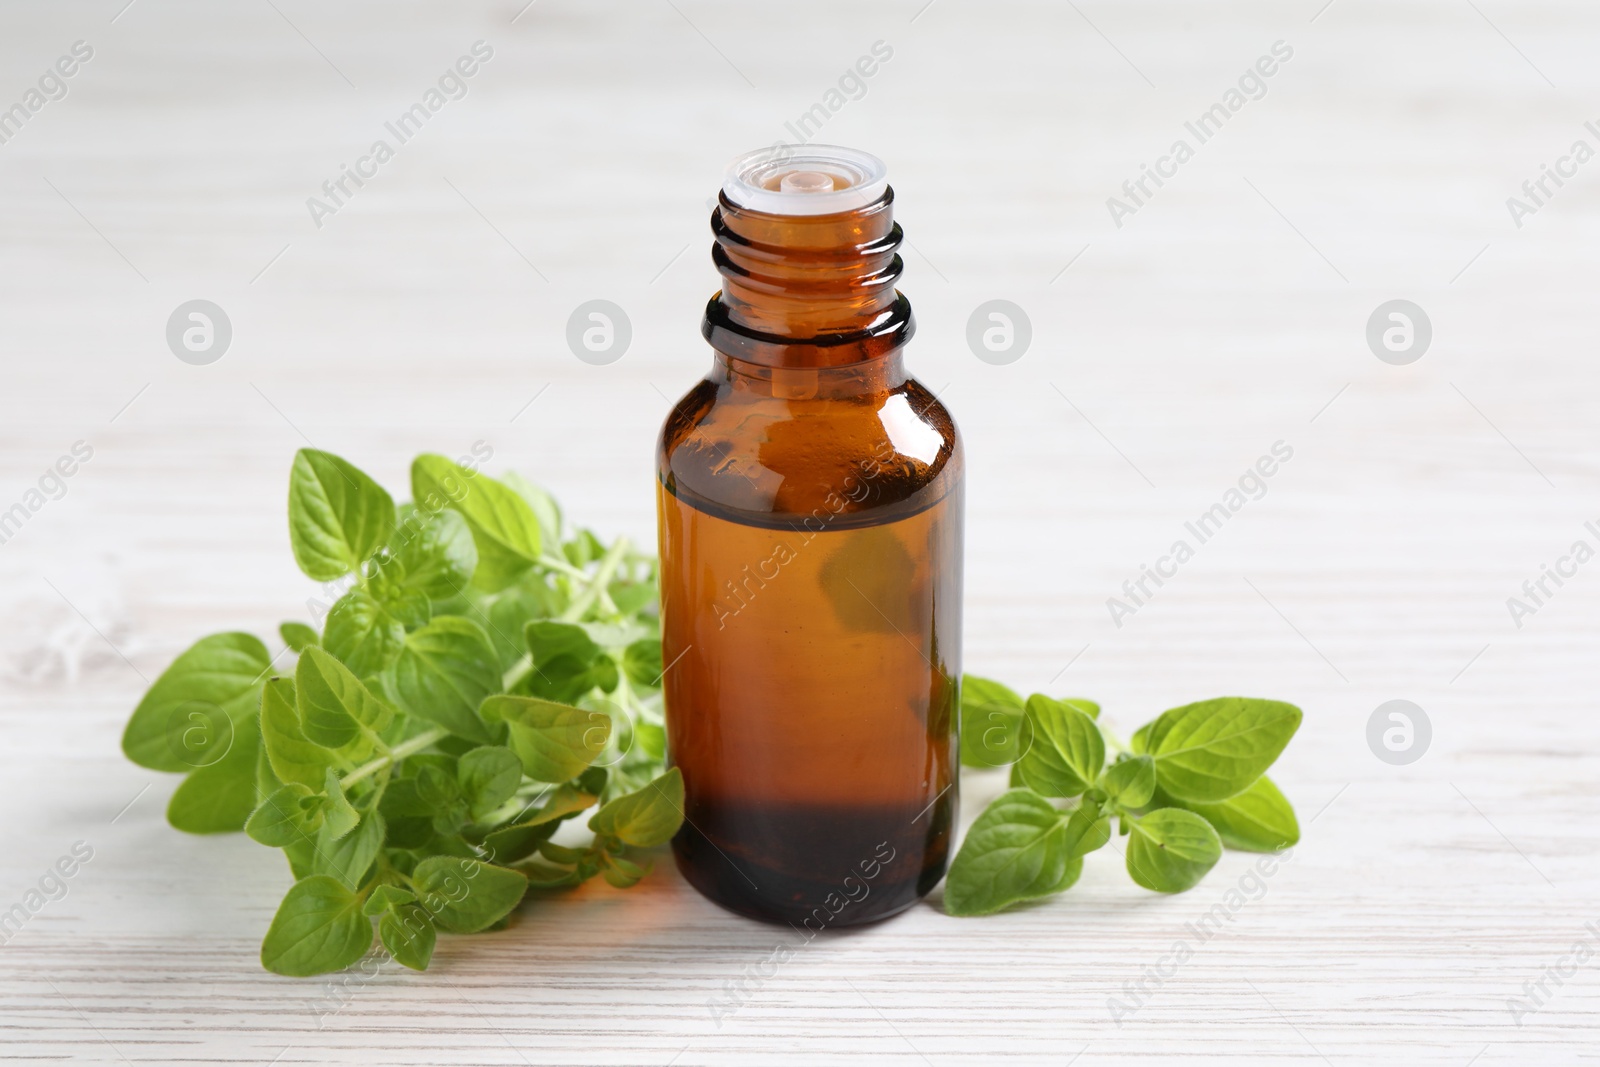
[121,449,681,976]
[945,681,1302,916]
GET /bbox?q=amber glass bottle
[656,146,962,927]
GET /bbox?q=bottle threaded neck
[703,146,914,368]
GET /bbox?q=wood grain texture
[2,0,1597,1063]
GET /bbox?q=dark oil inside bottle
[657,147,962,928]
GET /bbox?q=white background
[1,1,1596,1063]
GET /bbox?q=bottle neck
[702,189,914,370]
[714,348,908,401]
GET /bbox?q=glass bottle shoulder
[657,364,961,530]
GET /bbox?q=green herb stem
[558,537,631,623]
[343,727,449,787]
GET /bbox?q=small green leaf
[480,783,600,864]
[122,632,270,772]
[501,471,563,547]
[588,767,684,848]
[458,746,523,821]
[1015,695,1105,798]
[280,622,319,652]
[296,646,393,750]
[958,675,1027,768]
[519,860,583,889]
[260,875,373,977]
[602,853,651,889]
[411,456,542,592]
[383,617,500,744]
[312,809,384,889]
[388,506,477,601]
[379,905,436,971]
[1159,775,1299,852]
[411,856,528,934]
[1100,755,1156,809]
[322,589,410,679]
[1126,808,1224,892]
[944,789,1083,917]
[521,620,617,702]
[260,677,335,791]
[621,637,663,689]
[320,767,360,840]
[166,717,262,833]
[362,884,416,916]
[246,783,322,847]
[1061,796,1113,857]
[1142,698,1302,803]
[484,585,561,670]
[481,695,610,783]
[288,449,396,581]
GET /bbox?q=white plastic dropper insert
[721,144,889,216]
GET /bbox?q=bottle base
[671,811,947,929]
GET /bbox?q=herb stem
[558,537,631,623]
[343,727,449,786]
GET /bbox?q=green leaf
[322,589,410,679]
[1101,755,1157,809]
[621,638,664,689]
[588,767,683,848]
[943,790,1084,917]
[501,471,562,547]
[1015,695,1105,798]
[958,674,1027,768]
[458,746,523,821]
[320,767,359,840]
[480,783,600,864]
[519,860,583,889]
[411,856,528,934]
[411,456,542,592]
[1061,796,1113,857]
[288,449,396,581]
[260,677,336,790]
[388,506,477,601]
[166,717,262,833]
[246,783,322,847]
[1126,808,1224,893]
[1159,775,1299,852]
[382,618,500,744]
[296,646,393,750]
[260,875,374,977]
[482,695,610,783]
[521,620,618,702]
[122,632,270,772]
[379,905,436,971]
[483,585,561,670]
[280,622,319,652]
[1130,721,1152,755]
[312,809,384,889]
[362,884,416,916]
[601,853,651,889]
[1142,698,1302,803]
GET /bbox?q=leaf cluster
[122,450,684,975]
[946,682,1301,916]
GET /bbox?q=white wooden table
[2,1,1597,1063]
